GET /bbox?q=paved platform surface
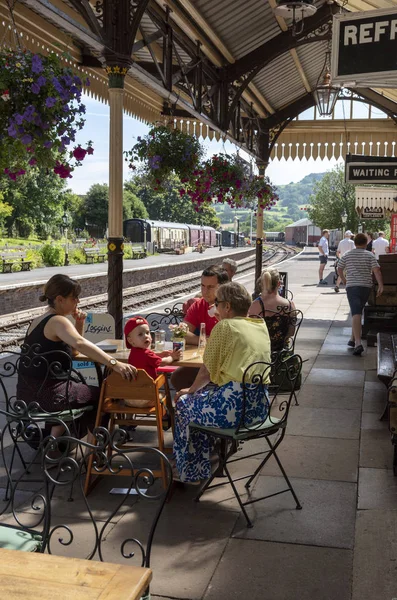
[0,245,252,287]
[1,248,395,600]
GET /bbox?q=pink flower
[86,146,94,155]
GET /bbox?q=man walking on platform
[337,233,383,356]
[318,229,329,285]
[334,230,355,293]
[372,231,389,260]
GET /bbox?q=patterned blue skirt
[173,380,269,483]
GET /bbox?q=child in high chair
[123,317,181,408]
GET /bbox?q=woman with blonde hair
[248,268,297,353]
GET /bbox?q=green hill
[213,172,326,234]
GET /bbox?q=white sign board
[71,313,115,385]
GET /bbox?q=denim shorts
[346,286,371,316]
[319,255,328,265]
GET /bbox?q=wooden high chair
[84,370,173,493]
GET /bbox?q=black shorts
[346,286,371,316]
[319,255,328,265]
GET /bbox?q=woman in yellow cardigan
[173,282,271,483]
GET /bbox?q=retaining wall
[0,248,255,315]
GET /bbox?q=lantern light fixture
[313,49,340,117]
[274,0,317,36]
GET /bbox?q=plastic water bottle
[198,323,206,356]
[155,330,166,352]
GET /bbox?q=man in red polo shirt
[172,265,229,390]
[184,265,229,343]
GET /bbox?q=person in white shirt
[372,231,389,260]
[334,230,355,293]
[317,229,329,285]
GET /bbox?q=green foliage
[40,243,64,266]
[82,183,148,235]
[69,248,85,264]
[0,168,66,238]
[25,248,44,269]
[125,176,220,228]
[123,244,133,259]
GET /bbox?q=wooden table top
[0,548,152,600]
[79,339,203,369]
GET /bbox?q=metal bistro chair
[191,354,303,528]
[141,303,184,376]
[0,345,94,499]
[0,419,172,600]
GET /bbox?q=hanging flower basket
[180,153,279,212]
[124,125,204,189]
[0,49,93,180]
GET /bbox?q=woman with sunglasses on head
[17,274,136,430]
[248,267,297,353]
[172,281,271,483]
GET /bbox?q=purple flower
[14,114,24,125]
[43,140,53,149]
[31,83,40,94]
[31,54,43,74]
[45,97,56,108]
[84,78,90,87]
[62,105,70,113]
[63,75,73,86]
[16,169,26,176]
[52,77,63,93]
[21,134,33,145]
[7,123,17,138]
[61,136,70,146]
[78,104,86,114]
[73,76,82,86]
[28,158,37,166]
[37,75,46,86]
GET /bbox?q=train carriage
[264,232,285,242]
[123,218,219,250]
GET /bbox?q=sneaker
[347,340,355,348]
[334,286,339,293]
[319,280,328,285]
[352,344,364,356]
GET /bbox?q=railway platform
[0,246,252,288]
[0,247,394,600]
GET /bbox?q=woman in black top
[17,274,136,416]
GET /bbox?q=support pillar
[107,73,125,338]
[255,162,268,295]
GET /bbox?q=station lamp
[274,0,317,36]
[313,50,340,117]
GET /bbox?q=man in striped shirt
[338,233,383,356]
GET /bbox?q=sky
[70,94,340,195]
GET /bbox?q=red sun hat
[124,317,149,349]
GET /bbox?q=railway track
[0,243,296,352]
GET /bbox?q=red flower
[73,146,87,161]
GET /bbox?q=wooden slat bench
[131,245,147,259]
[83,247,107,264]
[0,252,32,273]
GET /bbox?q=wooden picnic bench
[83,247,107,264]
[0,251,32,273]
[131,245,147,259]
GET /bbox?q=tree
[0,169,66,238]
[0,194,13,234]
[82,183,148,236]
[125,176,220,228]
[307,165,359,231]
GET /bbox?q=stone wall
[0,248,255,315]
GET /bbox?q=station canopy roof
[2,0,397,159]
